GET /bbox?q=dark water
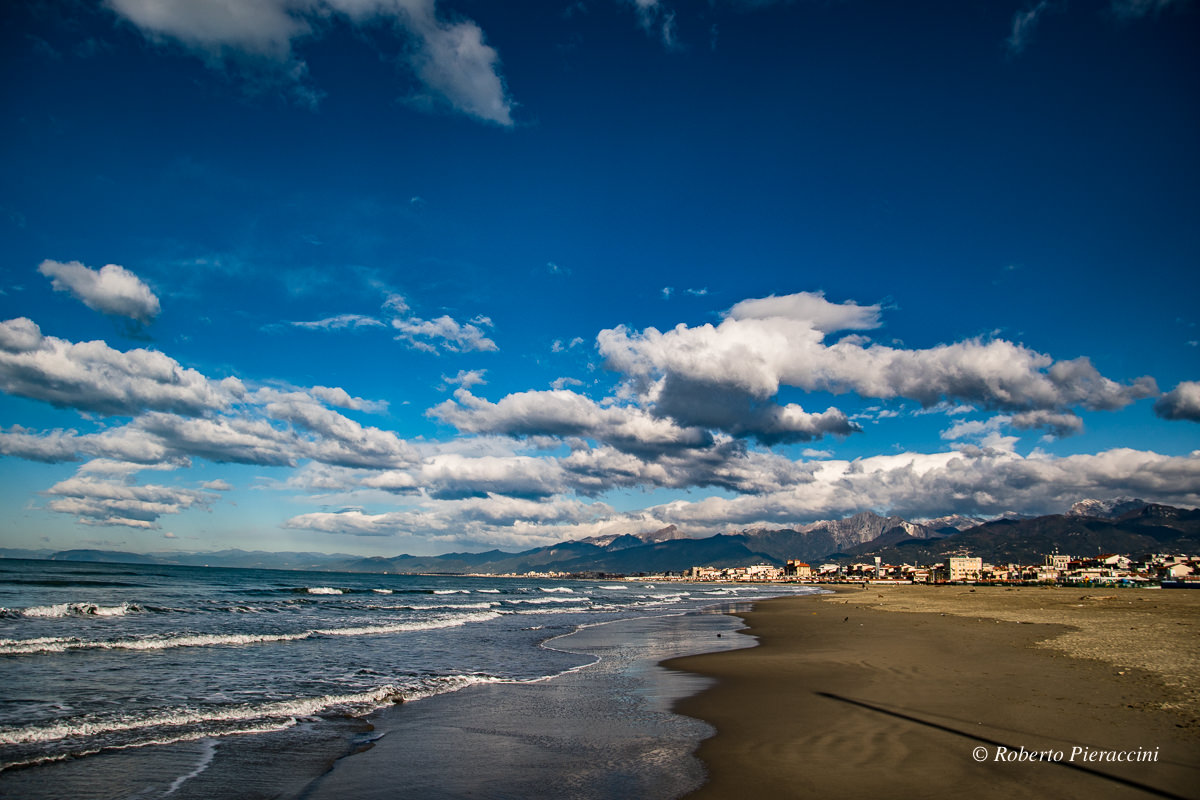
[0,559,809,797]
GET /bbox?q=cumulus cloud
[44,470,218,529]
[727,291,881,332]
[307,385,388,413]
[279,445,1200,548]
[0,318,242,416]
[263,393,420,468]
[431,387,714,455]
[38,260,160,323]
[392,314,498,353]
[0,426,83,463]
[598,292,1157,442]
[942,410,1083,442]
[105,0,514,124]
[1154,381,1200,422]
[284,494,613,546]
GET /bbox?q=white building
[947,556,983,581]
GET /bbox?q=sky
[1,0,1198,558]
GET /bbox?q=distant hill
[847,504,1200,565]
[6,500,1196,575]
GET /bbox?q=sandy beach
[666,586,1200,800]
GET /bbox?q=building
[1046,552,1072,571]
[947,556,983,582]
[785,560,812,578]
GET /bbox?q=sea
[0,558,810,799]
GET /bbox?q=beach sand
[665,585,1200,800]
[300,610,761,800]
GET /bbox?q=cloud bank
[1,287,1194,546]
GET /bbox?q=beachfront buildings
[675,552,1198,586]
[785,560,812,578]
[946,557,983,582]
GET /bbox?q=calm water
[0,558,802,793]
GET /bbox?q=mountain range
[5,499,1197,575]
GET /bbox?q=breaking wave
[0,610,503,656]
[0,601,145,618]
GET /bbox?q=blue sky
[1,0,1198,557]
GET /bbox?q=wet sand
[665,586,1200,800]
[300,610,762,800]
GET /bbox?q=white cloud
[289,314,385,331]
[598,292,1157,434]
[44,469,218,529]
[281,445,1200,548]
[727,291,881,333]
[308,385,388,413]
[0,318,242,416]
[392,313,497,353]
[1155,380,1200,422]
[431,387,714,455]
[394,0,514,125]
[0,426,83,463]
[38,260,160,323]
[105,0,514,125]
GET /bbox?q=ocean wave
[0,673,509,751]
[371,589,394,594]
[0,611,503,656]
[432,589,469,595]
[372,602,499,612]
[304,587,344,595]
[503,597,583,605]
[0,685,407,746]
[477,589,501,594]
[510,606,590,615]
[0,601,144,618]
[596,585,627,591]
[313,611,502,637]
[539,587,574,593]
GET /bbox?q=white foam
[539,587,574,593]
[0,685,408,746]
[0,610,503,656]
[371,589,394,594]
[164,737,218,796]
[504,597,581,605]
[477,589,501,594]
[314,611,501,637]
[596,585,627,591]
[432,589,469,595]
[0,673,511,749]
[11,602,143,618]
[305,587,343,595]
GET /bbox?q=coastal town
[521,551,1200,587]
[683,552,1200,586]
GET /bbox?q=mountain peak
[1068,498,1147,520]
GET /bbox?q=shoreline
[298,607,770,800]
[664,585,1200,799]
